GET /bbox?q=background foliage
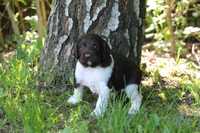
[0,0,199,132]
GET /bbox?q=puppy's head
[76,34,111,67]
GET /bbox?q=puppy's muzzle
[81,52,94,66]
[84,53,91,58]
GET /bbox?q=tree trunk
[5,1,20,35]
[39,0,146,88]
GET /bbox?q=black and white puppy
[68,34,142,117]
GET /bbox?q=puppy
[68,34,142,117]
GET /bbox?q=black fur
[76,34,111,67]
[76,34,142,90]
[108,53,142,90]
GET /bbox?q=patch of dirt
[178,104,200,117]
[0,50,15,62]
[141,47,200,105]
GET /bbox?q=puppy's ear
[101,38,111,67]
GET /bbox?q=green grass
[0,35,200,133]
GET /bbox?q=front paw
[90,109,103,117]
[67,96,81,105]
[128,109,138,115]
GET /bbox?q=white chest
[75,61,113,93]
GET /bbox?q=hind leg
[125,84,142,115]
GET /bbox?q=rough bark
[39,0,146,88]
[5,1,20,35]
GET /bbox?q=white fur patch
[75,56,114,94]
[125,84,142,115]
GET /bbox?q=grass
[0,34,200,133]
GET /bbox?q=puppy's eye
[92,44,97,48]
[82,43,87,47]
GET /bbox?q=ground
[0,39,199,133]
